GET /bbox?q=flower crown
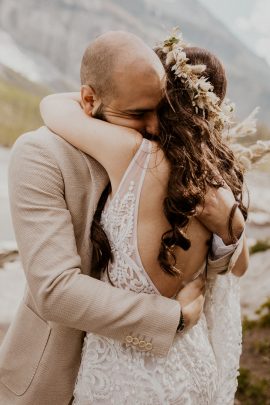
[160,29,235,130]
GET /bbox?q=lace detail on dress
[204,273,242,405]
[72,138,241,404]
[100,180,158,295]
[99,138,160,296]
[73,315,218,405]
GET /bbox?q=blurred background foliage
[0,67,48,146]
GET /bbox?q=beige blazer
[0,127,241,405]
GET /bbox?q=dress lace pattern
[72,139,242,405]
[204,272,242,405]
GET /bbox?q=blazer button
[132,337,139,345]
[125,335,133,344]
[139,340,146,348]
[145,342,153,351]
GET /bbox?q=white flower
[196,98,206,110]
[162,45,171,54]
[190,64,206,75]
[166,51,175,65]
[160,28,237,130]
[207,92,220,105]
[174,49,188,62]
[198,79,213,92]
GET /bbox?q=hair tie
[228,202,240,244]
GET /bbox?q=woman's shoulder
[147,139,170,178]
[109,137,169,197]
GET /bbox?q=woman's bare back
[110,139,212,298]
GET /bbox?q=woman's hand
[195,184,245,245]
[175,276,205,331]
[196,183,249,277]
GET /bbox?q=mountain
[0,0,270,124]
[0,27,74,90]
[0,64,48,146]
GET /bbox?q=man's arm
[207,230,249,278]
[8,133,182,357]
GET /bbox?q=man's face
[93,66,165,137]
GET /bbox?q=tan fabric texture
[0,128,180,405]
[0,127,241,404]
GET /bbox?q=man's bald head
[80,31,164,102]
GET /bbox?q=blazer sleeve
[8,133,180,357]
[206,232,245,277]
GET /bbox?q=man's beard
[92,103,107,121]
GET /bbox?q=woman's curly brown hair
[90,46,248,281]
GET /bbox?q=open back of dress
[72,138,224,405]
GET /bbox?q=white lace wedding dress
[72,139,242,405]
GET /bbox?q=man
[0,31,246,405]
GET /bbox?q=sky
[198,0,270,66]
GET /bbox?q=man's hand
[195,183,245,245]
[175,276,205,330]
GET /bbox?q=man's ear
[81,85,99,116]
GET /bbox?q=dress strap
[109,138,152,204]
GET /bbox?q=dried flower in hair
[160,28,235,130]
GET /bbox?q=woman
[40,32,248,404]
